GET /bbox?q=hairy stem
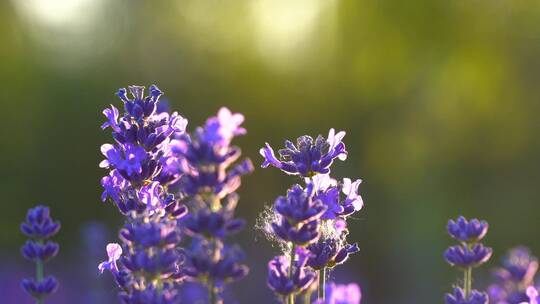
[318,267,326,301]
[288,244,296,304]
[209,278,217,304]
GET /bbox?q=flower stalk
[20,206,61,304]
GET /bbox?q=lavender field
[2,1,540,303]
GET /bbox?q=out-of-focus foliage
[1,0,540,303]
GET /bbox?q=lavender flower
[488,247,539,304]
[444,216,492,304]
[306,239,359,270]
[267,248,316,296]
[171,107,253,303]
[314,282,362,304]
[20,205,61,303]
[260,129,363,304]
[98,85,188,303]
[260,129,347,177]
[270,184,327,247]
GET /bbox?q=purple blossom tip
[260,128,348,177]
[20,205,61,239]
[202,107,246,146]
[447,216,489,243]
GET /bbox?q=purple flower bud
[20,206,61,239]
[445,244,492,268]
[445,287,488,304]
[447,216,489,243]
[21,276,58,299]
[260,129,347,177]
[21,240,59,262]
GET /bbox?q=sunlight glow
[13,0,101,28]
[249,0,337,69]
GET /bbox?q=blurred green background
[2,0,540,303]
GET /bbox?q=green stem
[302,290,312,304]
[318,267,326,301]
[36,240,44,304]
[288,244,296,304]
[463,267,472,298]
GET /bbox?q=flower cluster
[488,247,539,304]
[260,129,363,303]
[20,205,61,302]
[444,216,493,304]
[98,85,188,303]
[170,107,253,303]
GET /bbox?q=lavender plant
[444,216,493,304]
[260,129,363,304]
[488,247,539,304]
[171,107,253,303]
[20,205,61,303]
[98,85,189,303]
